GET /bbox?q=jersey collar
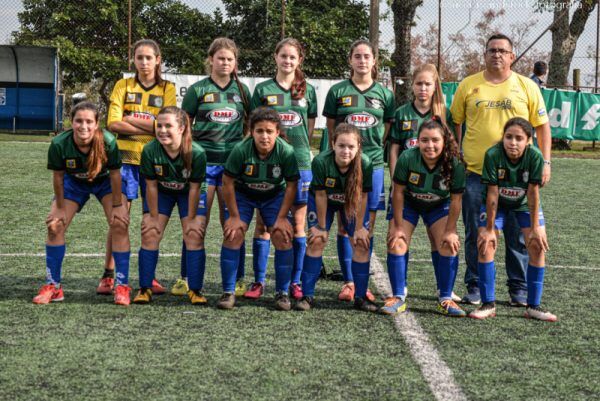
[209,76,233,91]
[349,79,376,95]
[273,78,291,93]
[410,102,432,119]
[419,151,442,174]
[252,138,277,161]
[134,75,159,92]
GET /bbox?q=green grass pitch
[1,139,599,401]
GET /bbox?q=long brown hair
[275,38,306,100]
[132,39,163,86]
[71,102,106,182]
[348,39,378,80]
[412,64,446,121]
[157,106,193,172]
[332,123,363,220]
[205,37,249,114]
[418,117,461,186]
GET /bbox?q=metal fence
[1,0,598,100]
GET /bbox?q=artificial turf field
[1,138,599,401]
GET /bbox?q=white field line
[1,253,598,271]
[370,253,468,401]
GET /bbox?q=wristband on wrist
[543,159,551,166]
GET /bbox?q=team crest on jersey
[279,111,303,127]
[498,168,506,180]
[402,120,412,130]
[267,95,279,106]
[325,178,336,188]
[244,165,254,176]
[203,93,215,103]
[522,171,529,183]
[154,165,163,176]
[365,97,383,110]
[148,95,163,108]
[66,159,77,169]
[233,94,242,103]
[181,168,191,179]
[293,98,307,108]
[346,112,378,129]
[409,172,421,185]
[271,166,281,179]
[207,108,241,124]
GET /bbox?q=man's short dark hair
[533,61,548,76]
[485,34,513,50]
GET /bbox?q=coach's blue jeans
[462,172,527,291]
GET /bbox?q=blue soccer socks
[301,255,322,298]
[387,253,406,299]
[292,237,306,284]
[337,235,353,282]
[187,249,206,291]
[351,260,370,299]
[252,238,270,284]
[237,240,246,281]
[112,251,130,286]
[527,265,545,307]
[438,255,458,300]
[477,261,496,303]
[138,248,159,289]
[45,244,65,285]
[431,251,440,288]
[221,246,240,293]
[274,248,294,293]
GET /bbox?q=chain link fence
[0,0,598,109]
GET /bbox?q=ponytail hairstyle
[71,102,106,182]
[348,39,378,80]
[503,117,533,139]
[157,106,193,172]
[205,37,250,116]
[332,123,363,220]
[275,37,306,100]
[418,117,461,187]
[132,39,163,86]
[412,63,446,122]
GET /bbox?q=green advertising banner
[441,83,600,141]
[574,91,600,141]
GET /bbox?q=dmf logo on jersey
[207,108,240,124]
[279,111,303,127]
[405,138,418,149]
[345,112,378,129]
[325,178,336,188]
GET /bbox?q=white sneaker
[436,289,462,302]
[468,302,496,320]
[524,306,557,322]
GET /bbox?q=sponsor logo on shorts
[154,165,163,176]
[301,181,310,191]
[325,178,336,187]
[278,111,303,127]
[499,187,526,200]
[479,211,487,222]
[307,211,317,223]
[207,108,241,123]
[247,182,275,191]
[66,159,76,169]
[328,193,345,202]
[405,137,418,149]
[346,112,378,129]
[159,181,185,191]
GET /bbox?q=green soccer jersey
[250,79,318,170]
[481,143,543,211]
[47,129,121,184]
[310,149,373,207]
[182,77,250,165]
[389,102,432,152]
[393,147,466,212]
[323,79,395,168]
[140,140,207,195]
[224,136,300,200]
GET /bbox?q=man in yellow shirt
[450,33,551,306]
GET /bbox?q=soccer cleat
[289,283,303,300]
[188,290,208,305]
[366,289,376,302]
[217,293,236,310]
[509,289,528,307]
[436,290,462,303]
[295,296,314,311]
[114,285,131,306]
[133,288,152,304]
[338,283,355,302]
[151,279,166,295]
[461,286,482,305]
[274,292,291,311]
[437,299,467,317]
[170,278,189,296]
[354,297,378,313]
[379,297,407,316]
[33,284,64,304]
[468,302,496,320]
[243,282,264,300]
[234,280,247,297]
[524,306,557,322]
[96,277,114,295]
